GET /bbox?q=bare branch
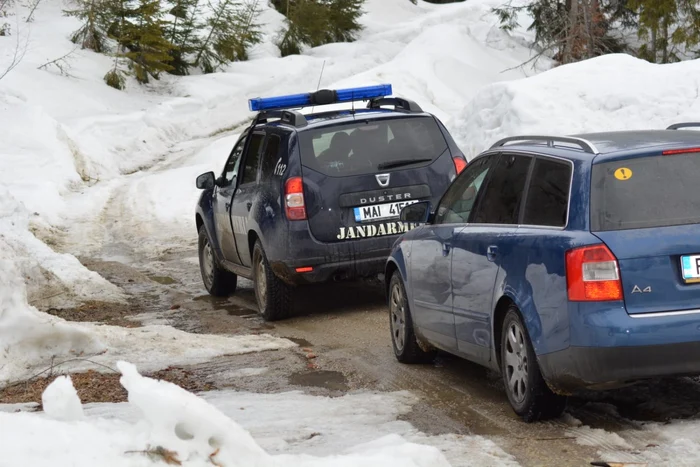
[37,45,79,76]
[25,0,41,22]
[0,15,29,81]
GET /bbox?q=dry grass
[44,300,141,328]
[0,367,216,407]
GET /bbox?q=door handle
[442,242,451,257]
[246,202,252,211]
[225,202,231,211]
[487,245,498,262]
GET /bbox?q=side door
[451,153,533,364]
[213,135,245,263]
[229,131,266,267]
[409,156,494,351]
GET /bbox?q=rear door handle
[487,245,498,262]
[442,242,451,257]
[246,202,252,211]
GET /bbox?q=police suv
[195,84,466,321]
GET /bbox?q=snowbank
[454,54,700,158]
[0,362,517,467]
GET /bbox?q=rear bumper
[268,221,402,285]
[539,341,700,393]
[540,303,700,393]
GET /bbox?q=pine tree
[166,0,203,75]
[323,0,363,43]
[120,0,174,83]
[628,0,700,63]
[64,0,110,52]
[194,0,261,73]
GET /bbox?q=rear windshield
[591,152,700,231]
[298,116,448,177]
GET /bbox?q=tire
[198,226,237,297]
[501,306,566,422]
[389,272,436,364]
[252,240,292,321]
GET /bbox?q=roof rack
[367,97,423,113]
[490,135,600,155]
[666,122,700,130]
[253,109,307,128]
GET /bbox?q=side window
[435,157,492,224]
[523,158,572,227]
[222,138,245,184]
[260,134,282,181]
[472,153,532,225]
[240,133,265,185]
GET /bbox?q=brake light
[295,266,313,273]
[453,156,467,175]
[285,176,307,220]
[565,244,622,301]
[662,147,700,155]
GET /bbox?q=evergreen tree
[628,0,700,62]
[120,0,174,83]
[64,0,110,52]
[166,0,203,75]
[274,0,364,57]
[194,0,261,73]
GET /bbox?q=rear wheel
[198,226,237,296]
[252,240,292,321]
[389,273,436,363]
[501,306,566,422]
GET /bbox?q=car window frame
[468,152,534,227]
[432,154,495,225]
[239,130,266,186]
[259,132,283,182]
[220,132,248,188]
[518,154,574,230]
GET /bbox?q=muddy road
[69,243,700,467]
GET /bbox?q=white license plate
[353,200,418,222]
[682,255,700,283]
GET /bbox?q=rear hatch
[590,149,700,315]
[298,115,457,243]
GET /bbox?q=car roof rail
[254,109,308,128]
[490,135,600,155]
[666,122,700,130]
[367,97,423,113]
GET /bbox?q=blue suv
[195,84,466,321]
[386,124,700,422]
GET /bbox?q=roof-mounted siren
[248,84,393,112]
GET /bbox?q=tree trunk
[662,18,669,63]
[650,26,657,62]
[564,0,579,64]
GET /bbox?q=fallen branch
[37,46,79,76]
[125,446,182,466]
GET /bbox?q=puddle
[289,370,348,391]
[284,337,313,347]
[150,275,176,285]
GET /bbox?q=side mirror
[400,201,431,223]
[196,171,215,190]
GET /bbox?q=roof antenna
[311,60,326,114]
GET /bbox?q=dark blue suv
[387,125,700,422]
[195,84,466,321]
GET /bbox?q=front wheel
[389,273,436,363]
[501,306,566,422]
[252,240,292,321]
[198,226,237,296]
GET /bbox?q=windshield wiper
[377,158,432,170]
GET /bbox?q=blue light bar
[248,84,393,112]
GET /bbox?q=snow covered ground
[0,362,518,467]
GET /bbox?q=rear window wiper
[377,158,433,170]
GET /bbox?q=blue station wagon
[386,124,700,422]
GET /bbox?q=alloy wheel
[390,283,406,352]
[504,321,529,404]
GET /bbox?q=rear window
[298,116,448,177]
[591,153,700,231]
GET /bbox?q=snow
[42,375,85,421]
[0,362,518,467]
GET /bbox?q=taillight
[453,156,467,175]
[662,147,700,155]
[284,176,307,220]
[565,244,622,301]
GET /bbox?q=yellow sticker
[614,167,633,180]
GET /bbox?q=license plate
[353,200,418,222]
[681,255,700,283]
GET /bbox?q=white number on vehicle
[353,200,418,222]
